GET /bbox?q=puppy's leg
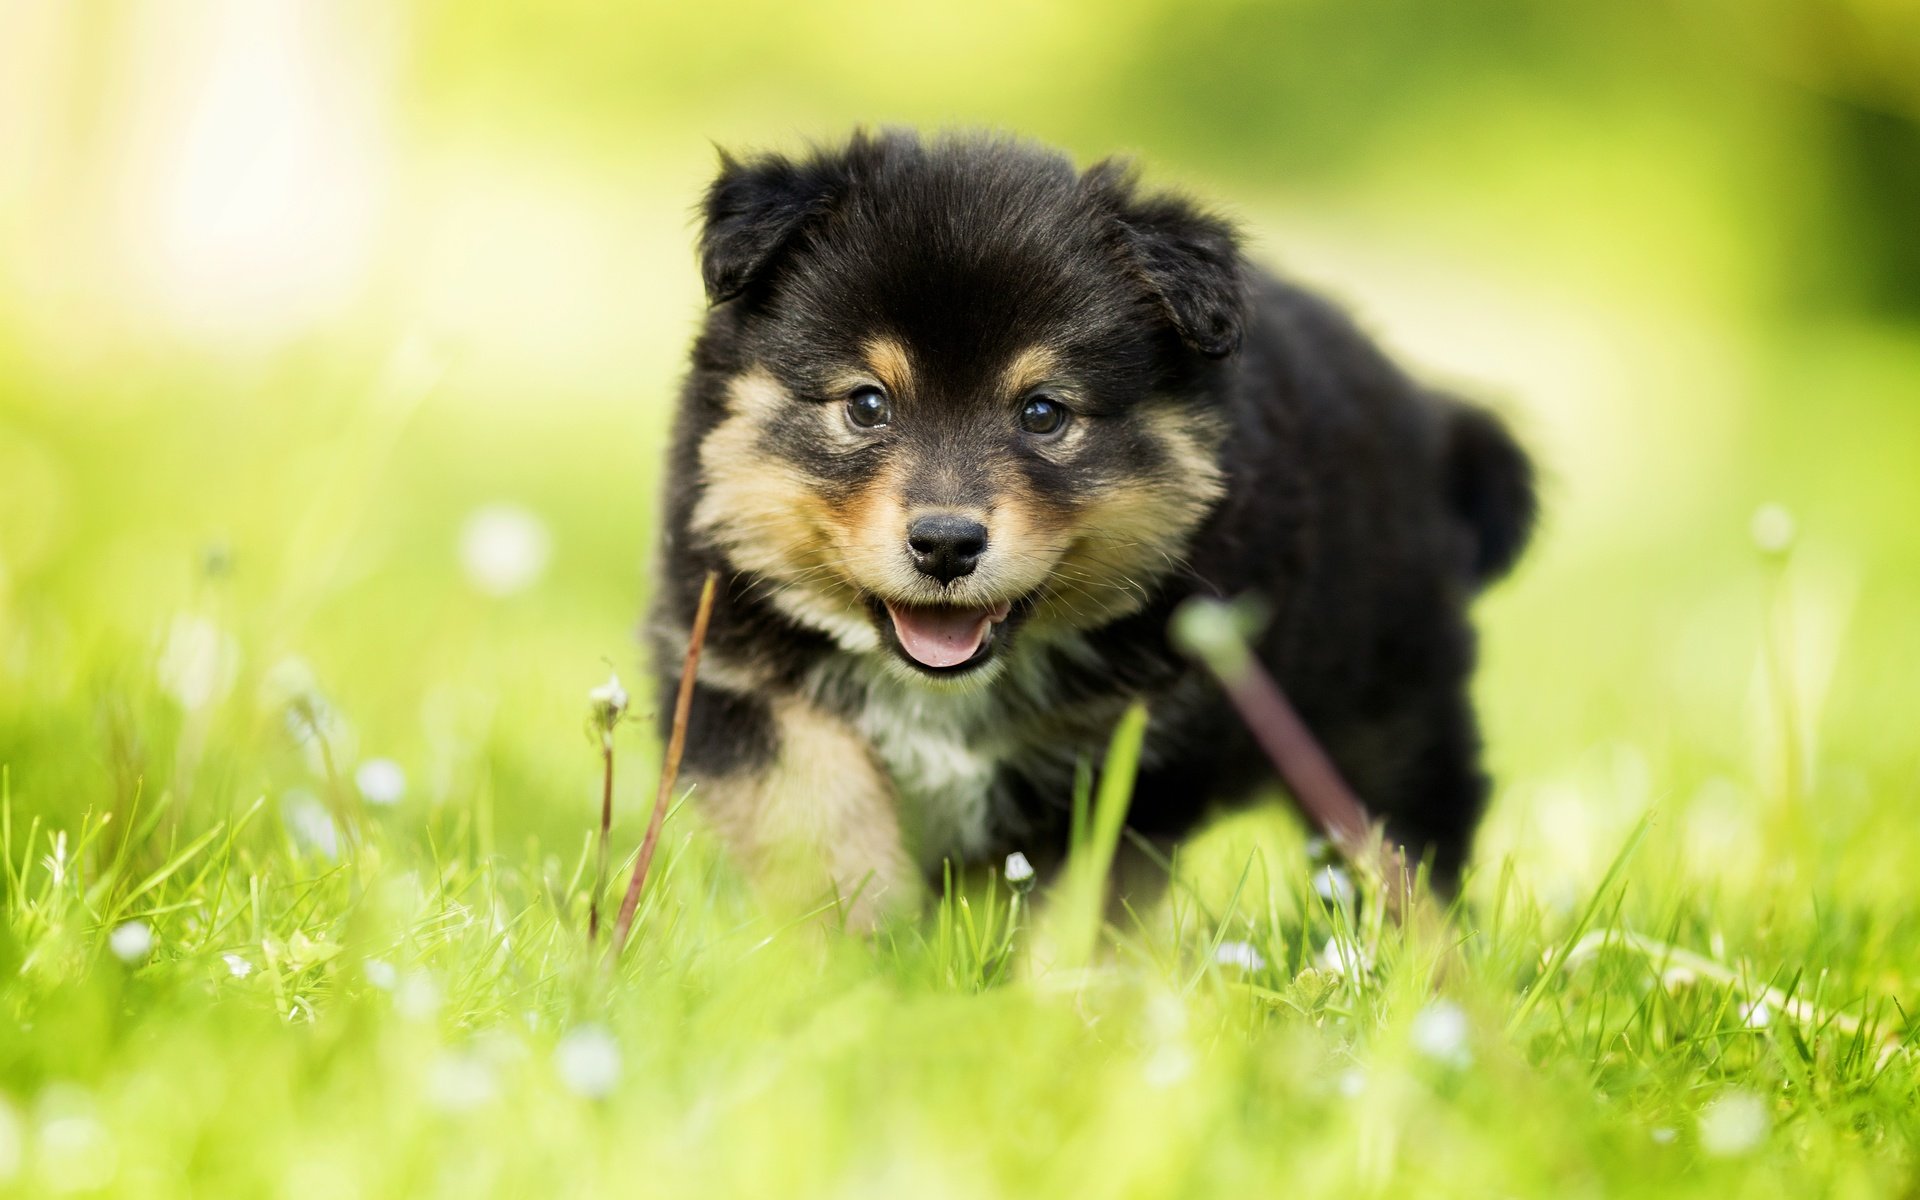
[1366,691,1489,896]
[685,685,920,931]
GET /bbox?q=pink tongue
[885,602,1011,669]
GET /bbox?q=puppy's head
[688,131,1242,683]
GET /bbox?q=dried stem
[587,730,613,943]
[1172,600,1413,918]
[610,571,719,956]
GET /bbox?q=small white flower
[1410,999,1473,1068]
[1317,935,1374,977]
[281,790,340,860]
[156,614,240,711]
[1650,1126,1677,1145]
[459,504,552,597]
[1336,1067,1367,1098]
[1213,940,1267,972]
[363,959,398,991]
[554,1025,622,1099]
[1143,1045,1193,1089]
[222,953,253,979]
[394,971,441,1021]
[355,758,406,806]
[1698,1089,1770,1157]
[1003,851,1035,893]
[589,673,628,734]
[108,921,153,962]
[1741,997,1772,1029]
[426,1051,499,1114]
[1749,503,1796,556]
[1312,864,1356,909]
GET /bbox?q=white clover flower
[554,1025,622,1100]
[1312,864,1356,909]
[108,921,153,963]
[1749,503,1796,557]
[222,953,254,979]
[355,758,406,806]
[1698,1089,1770,1157]
[1213,940,1267,972]
[1003,851,1035,894]
[459,504,552,597]
[1410,999,1473,1068]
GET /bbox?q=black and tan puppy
[650,130,1534,925]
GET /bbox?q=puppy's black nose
[907,514,988,583]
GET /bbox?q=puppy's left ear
[699,147,846,305]
[1085,158,1246,359]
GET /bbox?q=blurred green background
[3,0,1919,908]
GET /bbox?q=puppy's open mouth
[878,598,1016,673]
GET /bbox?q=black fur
[651,130,1536,894]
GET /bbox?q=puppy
[649,130,1535,925]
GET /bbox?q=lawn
[4,3,1920,1196]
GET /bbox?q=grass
[3,270,1920,1199]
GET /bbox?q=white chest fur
[851,678,1006,871]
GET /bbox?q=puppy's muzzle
[906,513,987,583]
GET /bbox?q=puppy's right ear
[699,149,845,305]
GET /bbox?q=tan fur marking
[693,694,919,930]
[1028,401,1228,632]
[691,370,877,644]
[999,345,1062,398]
[863,337,915,398]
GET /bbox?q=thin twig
[1171,599,1413,918]
[610,572,719,956]
[587,730,613,944]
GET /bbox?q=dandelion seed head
[588,673,628,733]
[554,1025,622,1100]
[459,504,551,597]
[109,921,153,963]
[1698,1089,1770,1157]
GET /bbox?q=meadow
[2,2,1919,1195]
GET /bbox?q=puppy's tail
[1439,398,1537,588]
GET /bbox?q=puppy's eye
[846,386,892,430]
[1019,395,1068,437]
